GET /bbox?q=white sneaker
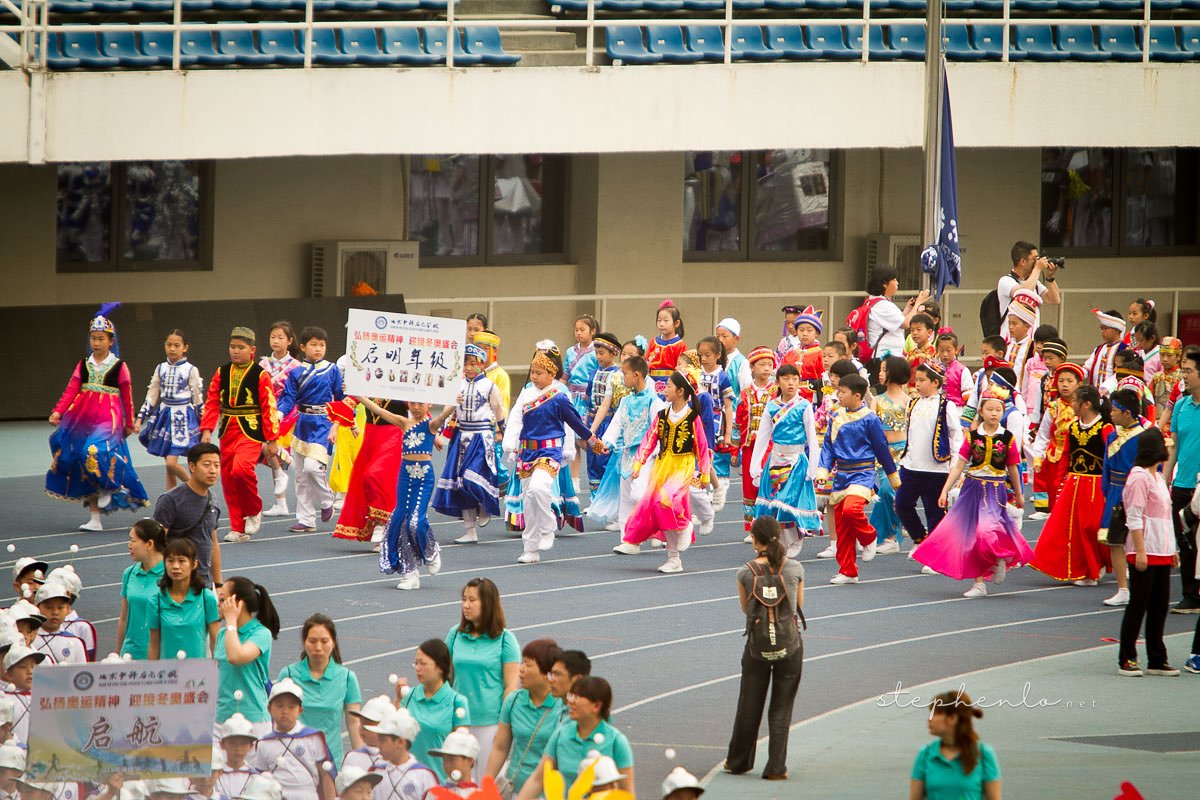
[262,501,290,517]
[1103,589,1130,607]
[604,521,619,532]
[649,538,665,549]
[743,533,754,544]
[816,545,836,559]
[861,541,877,562]
[830,573,859,585]
[1074,579,1099,587]
[1027,511,1049,521]
[96,491,113,510]
[963,583,988,598]
[395,574,420,591]
[658,557,683,574]
[78,518,104,532]
[427,552,442,576]
[333,498,345,512]
[875,539,900,555]
[921,565,937,575]
[993,560,1008,584]
[223,532,251,544]
[517,552,540,564]
[455,530,479,544]
[785,540,803,559]
[370,528,384,544]
[272,472,288,496]
[712,478,729,512]
[538,533,555,552]
[244,514,262,535]
[698,519,714,536]
[613,542,641,555]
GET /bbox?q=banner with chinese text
[27,660,217,783]
[344,309,465,406]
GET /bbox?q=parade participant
[646,300,687,396]
[782,306,825,401]
[259,321,302,518]
[603,357,668,550]
[148,538,219,660]
[736,348,778,532]
[1083,309,1128,393]
[583,333,623,497]
[252,678,337,800]
[1030,363,1085,514]
[330,395,407,546]
[869,356,910,552]
[893,362,962,552]
[135,329,203,490]
[1100,389,1148,608]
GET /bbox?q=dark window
[410,154,569,266]
[56,160,213,272]
[685,149,838,261]
[1039,147,1199,256]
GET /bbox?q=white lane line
[611,607,1122,716]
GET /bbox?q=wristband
[1044,277,1056,283]
[226,624,237,634]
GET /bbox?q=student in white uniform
[251,679,336,800]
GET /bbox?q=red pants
[220,429,264,533]
[834,495,876,578]
[741,446,756,531]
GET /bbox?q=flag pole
[920,2,944,295]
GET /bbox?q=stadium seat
[943,23,986,61]
[1151,0,1182,9]
[1097,24,1142,61]
[732,0,767,9]
[1097,0,1140,8]
[603,0,643,10]
[420,0,455,8]
[338,28,396,64]
[182,29,237,66]
[49,0,95,10]
[763,0,804,8]
[807,25,856,59]
[214,28,275,66]
[100,27,160,68]
[848,25,900,60]
[1057,0,1100,8]
[874,0,924,10]
[180,0,216,10]
[728,26,782,60]
[377,0,421,9]
[889,23,926,59]
[763,25,820,59]
[945,0,1002,9]
[971,25,1012,60]
[1056,25,1109,61]
[423,26,485,65]
[645,25,704,63]
[335,0,379,8]
[311,29,355,65]
[213,0,253,9]
[380,26,441,64]
[1149,27,1193,61]
[606,26,662,64]
[681,0,724,9]
[644,0,684,9]
[1011,25,1068,61]
[258,28,305,65]
[685,25,726,61]
[139,27,195,67]
[61,32,121,69]
[1182,0,1200,8]
[131,0,173,9]
[463,26,521,65]
[1011,0,1055,9]
[806,0,861,8]
[92,0,134,11]
[250,0,295,9]
[47,34,83,70]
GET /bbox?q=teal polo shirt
[401,681,471,782]
[276,659,363,767]
[445,625,519,726]
[1172,394,1200,489]
[119,559,165,659]
[911,739,1000,800]
[499,689,562,791]
[149,587,218,660]
[215,618,274,724]
[543,719,633,789]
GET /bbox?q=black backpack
[744,560,804,662]
[979,271,1018,338]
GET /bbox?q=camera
[1041,255,1066,269]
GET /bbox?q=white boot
[711,477,729,512]
[272,468,288,498]
[396,573,420,590]
[79,513,103,532]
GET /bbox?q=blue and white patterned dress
[137,358,203,456]
[381,419,439,576]
[433,373,504,519]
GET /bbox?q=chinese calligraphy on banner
[344,309,465,406]
[27,660,217,783]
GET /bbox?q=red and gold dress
[330,398,407,542]
[1031,397,1076,512]
[646,334,686,396]
[736,383,776,530]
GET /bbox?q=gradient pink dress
[623,405,712,544]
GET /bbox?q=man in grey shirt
[153,442,223,585]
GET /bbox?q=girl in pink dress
[260,321,302,517]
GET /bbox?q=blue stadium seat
[1011,0,1055,9]
[463,26,521,65]
[1097,24,1142,61]
[47,34,83,70]
[1011,25,1068,61]
[945,0,1002,9]
[139,27,195,67]
[258,28,305,65]
[49,0,95,12]
[1097,0,1140,8]
[131,0,173,9]
[1056,25,1109,61]
[730,25,782,60]
[420,0,455,7]
[684,25,725,61]
[606,26,662,64]
[380,26,441,64]
[971,25,1011,60]
[311,29,355,65]
[335,0,379,8]
[603,0,644,11]
[873,0,924,9]
[732,0,766,8]
[807,25,856,59]
[100,27,160,68]
[92,0,134,11]
[645,25,704,62]
[943,23,986,61]
[423,26,485,65]
[644,0,684,8]
[249,0,294,8]
[61,32,121,69]
[1151,0,1183,9]
[1182,0,1200,8]
[340,28,397,64]
[182,29,237,66]
[1182,26,1200,56]
[848,25,900,60]
[763,0,804,8]
[180,0,216,10]
[213,0,253,9]
[681,0,724,8]
[763,25,820,59]
[214,28,275,65]
[889,23,926,59]
[807,0,862,8]
[377,0,420,8]
[1058,0,1100,8]
[1149,27,1193,61]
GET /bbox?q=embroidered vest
[655,408,699,456]
[218,362,268,442]
[967,428,1014,475]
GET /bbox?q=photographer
[989,241,1062,337]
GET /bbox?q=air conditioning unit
[310,241,419,298]
[865,234,923,290]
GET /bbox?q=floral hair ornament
[1160,336,1183,356]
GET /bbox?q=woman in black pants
[725,517,805,780]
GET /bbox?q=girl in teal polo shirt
[910,690,1002,800]
[276,613,363,767]
[398,638,471,782]
[116,519,166,659]
[216,576,280,734]
[485,637,562,797]
[148,538,219,660]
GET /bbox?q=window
[56,161,213,272]
[409,154,569,266]
[1039,147,1199,255]
[684,149,838,261]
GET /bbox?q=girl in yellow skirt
[329,355,367,508]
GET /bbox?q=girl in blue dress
[135,329,203,490]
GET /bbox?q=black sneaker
[1170,596,1200,615]
[1118,660,1143,677]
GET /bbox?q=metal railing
[2,0,1198,71]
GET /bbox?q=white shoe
[613,542,641,555]
[691,515,700,526]
[517,552,540,564]
[604,521,619,532]
[370,529,384,544]
[993,560,1008,584]
[272,471,288,496]
[963,583,988,598]
[262,501,290,517]
[711,478,729,512]
[455,530,479,544]
[223,532,251,544]
[78,518,104,532]
[395,574,420,590]
[427,552,442,576]
[658,557,683,574]
[1074,579,1099,587]
[861,541,877,562]
[477,511,492,528]
[785,540,803,559]
[830,573,859,585]
[816,545,836,559]
[538,533,555,552]
[921,565,937,575]
[244,514,262,535]
[1027,511,1049,521]
[96,491,113,510]
[698,519,714,536]
[743,533,754,544]
[1103,589,1130,607]
[875,539,900,555]
[649,538,665,549]
[333,498,345,511]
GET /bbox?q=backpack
[744,560,804,662]
[845,297,885,363]
[979,271,1017,338]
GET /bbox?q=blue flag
[921,65,961,300]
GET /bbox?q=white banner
[343,309,465,406]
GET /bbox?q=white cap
[233,774,284,800]
[46,566,83,599]
[0,740,25,771]
[661,766,705,797]
[220,713,260,741]
[334,765,384,794]
[3,643,47,671]
[715,317,741,337]
[15,778,60,794]
[583,754,622,787]
[11,558,48,584]
[364,707,421,743]
[267,677,303,704]
[9,600,46,626]
[143,778,193,796]
[427,728,479,760]
[349,694,395,723]
[34,580,74,605]
[0,695,13,726]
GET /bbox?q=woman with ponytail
[725,517,804,781]
[216,576,281,734]
[910,690,1001,799]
